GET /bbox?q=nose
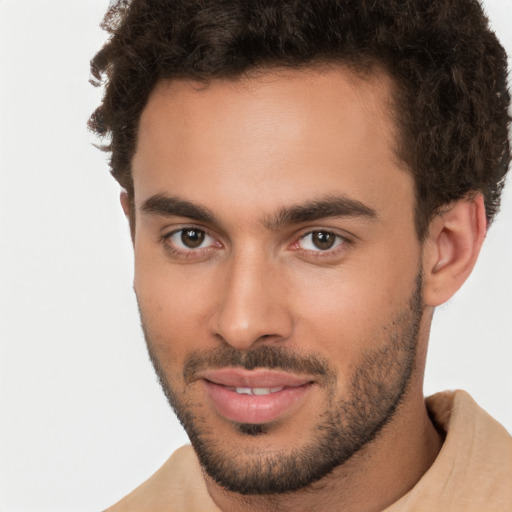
[209,250,293,350]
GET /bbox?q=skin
[124,67,486,512]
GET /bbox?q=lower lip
[203,381,313,424]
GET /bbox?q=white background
[0,1,511,510]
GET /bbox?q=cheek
[288,252,420,367]
[291,277,386,363]
[134,254,214,365]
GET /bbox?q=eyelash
[160,227,351,260]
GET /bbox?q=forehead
[132,67,413,228]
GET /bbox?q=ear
[422,194,487,307]
[120,190,136,242]
[120,190,131,216]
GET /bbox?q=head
[90,0,510,239]
[89,0,510,499]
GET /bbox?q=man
[89,0,512,510]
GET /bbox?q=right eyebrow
[140,194,216,224]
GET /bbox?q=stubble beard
[139,275,423,495]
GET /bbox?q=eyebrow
[265,195,378,229]
[140,193,377,228]
[141,194,216,223]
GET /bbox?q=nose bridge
[212,242,291,349]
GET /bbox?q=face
[131,68,425,494]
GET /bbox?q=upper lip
[198,368,314,388]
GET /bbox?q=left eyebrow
[265,195,378,229]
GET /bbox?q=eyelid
[161,222,215,240]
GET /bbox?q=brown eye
[164,227,219,258]
[311,231,336,250]
[298,231,344,252]
[180,229,205,248]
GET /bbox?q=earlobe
[422,194,487,307]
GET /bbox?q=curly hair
[89,0,510,238]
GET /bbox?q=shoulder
[104,445,220,512]
[428,390,512,504]
[426,389,512,458]
[386,390,512,512]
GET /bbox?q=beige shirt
[106,390,512,511]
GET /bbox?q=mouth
[199,368,315,425]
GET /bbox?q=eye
[165,228,216,251]
[297,230,345,251]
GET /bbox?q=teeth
[235,387,284,395]
[253,387,283,395]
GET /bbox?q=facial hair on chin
[139,273,423,495]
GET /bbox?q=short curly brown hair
[89,0,510,238]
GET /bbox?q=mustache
[183,345,334,384]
